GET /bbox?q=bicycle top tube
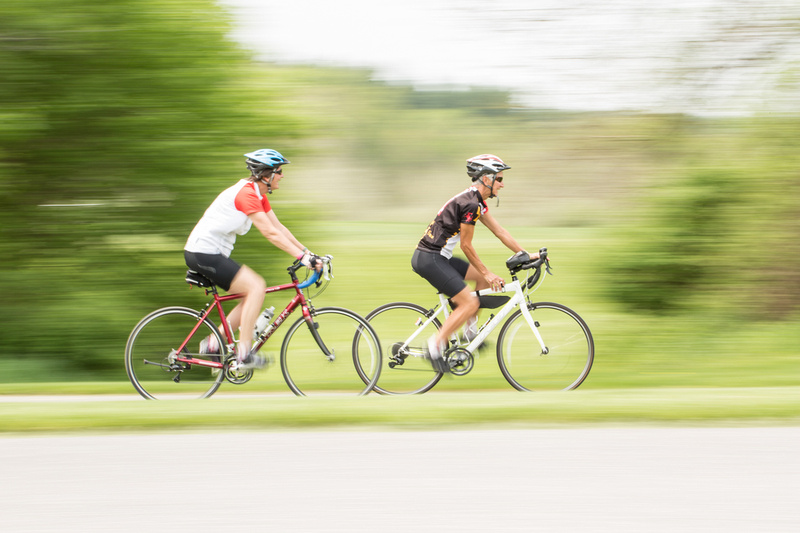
[198,256,332,303]
[215,274,315,304]
[474,279,524,298]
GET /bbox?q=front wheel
[496,302,594,391]
[125,307,227,400]
[280,307,382,396]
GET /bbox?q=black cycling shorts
[411,248,470,298]
[184,251,242,292]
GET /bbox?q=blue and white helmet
[244,149,290,176]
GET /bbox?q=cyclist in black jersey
[411,154,539,372]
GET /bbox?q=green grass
[0,388,797,434]
[1,222,796,434]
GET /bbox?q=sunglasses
[272,167,283,175]
[495,176,503,183]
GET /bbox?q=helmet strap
[476,174,498,199]
[256,170,277,194]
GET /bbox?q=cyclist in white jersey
[411,154,538,372]
[184,149,322,370]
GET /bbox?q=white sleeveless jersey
[185,180,272,256]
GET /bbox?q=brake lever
[321,255,334,282]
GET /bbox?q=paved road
[1,427,797,532]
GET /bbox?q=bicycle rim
[365,302,443,395]
[125,307,226,400]
[280,307,382,396]
[497,302,594,391]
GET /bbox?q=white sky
[218,0,800,114]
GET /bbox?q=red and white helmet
[466,154,510,181]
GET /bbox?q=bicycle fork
[304,313,336,362]
[519,304,549,354]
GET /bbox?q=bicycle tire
[280,307,382,396]
[496,301,594,391]
[364,302,444,395]
[125,306,227,400]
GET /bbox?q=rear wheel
[125,307,226,400]
[496,302,593,391]
[364,302,444,395]
[280,307,382,396]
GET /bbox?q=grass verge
[0,387,797,434]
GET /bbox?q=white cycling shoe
[425,337,450,374]
[236,351,267,371]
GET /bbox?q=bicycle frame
[171,270,322,370]
[400,265,549,356]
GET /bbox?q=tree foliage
[0,1,299,375]
[605,116,800,319]
[1,3,798,382]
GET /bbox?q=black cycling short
[184,251,241,292]
[411,248,470,298]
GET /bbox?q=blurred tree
[606,116,800,320]
[607,3,800,318]
[0,0,301,376]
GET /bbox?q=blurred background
[1,0,798,389]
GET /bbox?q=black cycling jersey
[417,187,488,258]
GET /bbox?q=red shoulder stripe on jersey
[234,182,272,215]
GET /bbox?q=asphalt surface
[1,427,797,532]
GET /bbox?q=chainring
[445,348,474,376]
[223,354,254,385]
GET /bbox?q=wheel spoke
[364,303,444,395]
[280,307,382,396]
[125,307,226,400]
[497,302,594,391]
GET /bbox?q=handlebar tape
[297,270,320,289]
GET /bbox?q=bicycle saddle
[185,269,215,288]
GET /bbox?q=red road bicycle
[124,256,382,399]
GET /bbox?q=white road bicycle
[364,248,594,394]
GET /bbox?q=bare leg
[226,265,266,359]
[462,264,488,336]
[435,286,479,350]
[226,303,243,334]
[465,263,490,291]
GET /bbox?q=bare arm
[248,211,305,259]
[460,223,504,291]
[265,210,306,251]
[479,212,525,253]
